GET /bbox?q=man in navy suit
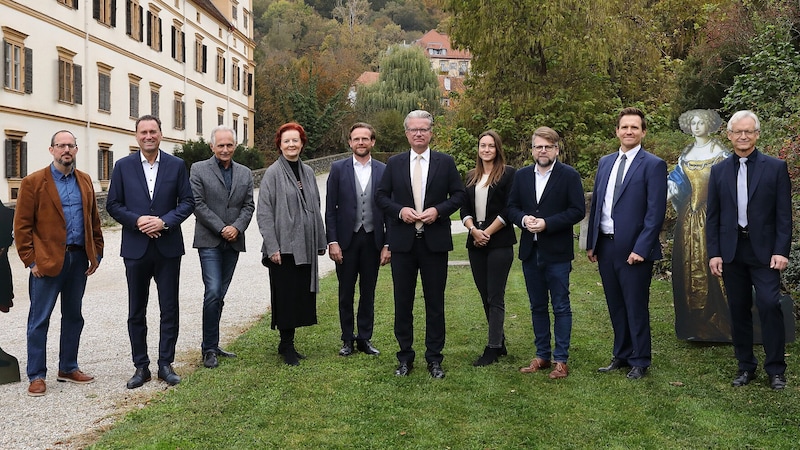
[376,110,466,378]
[106,115,195,389]
[706,110,792,390]
[326,123,391,357]
[586,107,667,380]
[508,126,585,379]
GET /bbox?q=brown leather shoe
[549,362,569,379]
[520,357,551,373]
[28,379,46,397]
[57,369,95,384]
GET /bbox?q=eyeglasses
[533,145,557,152]
[405,128,431,135]
[54,143,77,150]
[728,129,758,137]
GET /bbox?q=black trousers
[391,237,448,364]
[336,229,381,342]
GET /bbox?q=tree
[332,0,371,35]
[355,45,441,117]
[288,65,349,157]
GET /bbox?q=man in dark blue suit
[106,115,195,389]
[586,107,667,380]
[508,127,585,379]
[376,110,466,378]
[326,122,390,357]
[706,110,792,390]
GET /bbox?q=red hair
[274,122,308,151]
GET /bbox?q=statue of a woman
[668,109,731,341]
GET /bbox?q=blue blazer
[507,161,584,263]
[376,150,466,253]
[325,157,387,250]
[586,148,667,261]
[106,150,195,259]
[706,149,792,265]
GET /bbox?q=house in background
[1,0,255,201]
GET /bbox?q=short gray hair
[727,110,761,132]
[210,125,237,146]
[404,110,433,130]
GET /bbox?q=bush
[174,139,267,171]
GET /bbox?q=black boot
[473,346,500,367]
[278,329,300,366]
[499,337,508,356]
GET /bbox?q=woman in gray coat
[257,122,326,365]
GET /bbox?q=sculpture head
[678,109,722,138]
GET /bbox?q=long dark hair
[466,130,506,187]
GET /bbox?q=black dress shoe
[770,374,787,390]
[339,341,354,356]
[395,361,413,376]
[732,370,757,387]
[216,348,237,358]
[157,365,181,386]
[427,361,446,379]
[626,366,647,380]
[203,351,219,368]
[126,367,151,389]
[356,340,380,355]
[598,358,630,373]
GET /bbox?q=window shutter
[146,11,152,47]
[73,64,82,105]
[222,58,226,83]
[109,151,114,178]
[4,140,11,179]
[181,31,186,63]
[2,40,6,86]
[20,141,27,177]
[93,0,100,20]
[202,45,207,73]
[24,48,32,94]
[125,0,131,36]
[171,26,176,59]
[97,149,103,178]
[182,101,186,129]
[73,0,78,9]
[110,0,117,27]
[138,6,143,42]
[158,18,163,52]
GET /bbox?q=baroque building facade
[1,0,254,200]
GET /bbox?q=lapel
[425,151,439,199]
[342,159,357,199]
[748,152,764,202]
[595,155,613,200]
[724,154,739,204]
[615,149,645,200]
[150,150,166,205]
[537,162,561,206]
[43,167,66,222]
[401,151,414,196]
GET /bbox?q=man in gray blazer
[190,126,255,368]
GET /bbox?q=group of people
[9,106,792,397]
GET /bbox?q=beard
[536,156,555,168]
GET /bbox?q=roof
[355,72,380,85]
[192,0,233,30]
[415,30,472,60]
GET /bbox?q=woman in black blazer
[460,130,517,366]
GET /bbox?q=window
[150,82,160,117]
[232,114,239,141]
[231,1,238,22]
[243,118,248,145]
[216,50,225,84]
[97,143,114,181]
[57,0,79,9]
[231,59,240,91]
[171,22,185,63]
[217,108,224,126]
[245,70,253,96]
[129,74,140,118]
[440,61,447,73]
[93,0,116,27]
[147,7,162,51]
[243,10,250,32]
[57,47,82,104]
[126,0,143,42]
[194,36,207,73]
[98,63,112,112]
[173,92,185,130]
[4,131,28,186]
[3,27,32,94]
[195,100,203,136]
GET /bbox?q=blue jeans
[521,248,573,363]
[26,249,88,381]
[198,246,240,353]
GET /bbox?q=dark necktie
[612,154,627,209]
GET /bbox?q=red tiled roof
[356,72,380,85]
[415,30,472,60]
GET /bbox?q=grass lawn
[91,233,800,449]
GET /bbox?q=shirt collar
[411,148,431,162]
[352,155,372,168]
[618,145,641,160]
[140,150,161,164]
[50,163,74,179]
[214,156,232,170]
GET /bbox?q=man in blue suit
[586,107,667,380]
[376,110,466,379]
[326,123,391,357]
[706,110,792,390]
[106,115,195,389]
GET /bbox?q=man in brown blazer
[14,130,104,397]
